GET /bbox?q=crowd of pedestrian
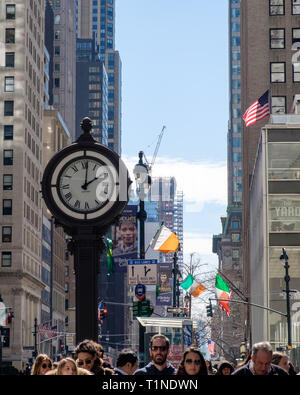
[26,336,297,376]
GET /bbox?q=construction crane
[143,125,166,173]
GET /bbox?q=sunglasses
[185,359,201,365]
[151,346,167,352]
[77,359,93,366]
[41,363,52,369]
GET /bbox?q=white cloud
[183,232,218,269]
[123,155,227,213]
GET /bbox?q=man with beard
[134,334,175,375]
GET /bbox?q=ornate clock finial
[81,117,93,133]
[77,117,95,142]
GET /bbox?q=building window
[3,150,13,165]
[54,63,60,72]
[232,137,241,147]
[232,249,240,260]
[55,0,61,8]
[270,62,285,82]
[271,96,286,114]
[233,151,242,162]
[293,63,300,82]
[5,77,14,92]
[232,220,240,229]
[4,101,14,116]
[5,28,15,44]
[4,125,13,140]
[3,199,12,215]
[6,4,16,19]
[54,14,61,24]
[292,28,300,45]
[65,282,69,293]
[2,227,12,242]
[233,167,242,177]
[270,29,285,48]
[232,37,240,47]
[55,30,60,40]
[5,53,15,68]
[292,0,300,14]
[54,46,60,55]
[2,252,12,267]
[231,233,240,242]
[3,175,13,190]
[54,78,60,88]
[269,0,284,15]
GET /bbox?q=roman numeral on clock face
[74,200,80,209]
[65,192,72,201]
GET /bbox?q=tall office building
[49,0,76,138]
[75,35,108,144]
[240,0,300,343]
[76,0,121,154]
[212,0,245,360]
[0,0,45,370]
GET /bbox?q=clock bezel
[42,141,130,229]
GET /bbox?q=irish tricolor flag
[150,225,179,253]
[215,273,231,316]
[180,274,206,297]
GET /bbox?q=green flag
[106,238,114,276]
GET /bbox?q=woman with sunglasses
[175,346,208,376]
[31,354,53,375]
[74,339,114,375]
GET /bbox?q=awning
[136,317,197,329]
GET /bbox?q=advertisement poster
[156,262,173,306]
[112,205,138,272]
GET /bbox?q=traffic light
[206,302,213,317]
[100,308,108,320]
[6,311,14,324]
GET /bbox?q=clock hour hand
[81,173,108,190]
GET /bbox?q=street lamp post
[280,248,293,349]
[133,151,151,259]
[0,295,5,366]
[133,151,151,367]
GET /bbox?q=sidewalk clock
[41,118,131,343]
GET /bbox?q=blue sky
[115,0,229,268]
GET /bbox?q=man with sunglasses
[134,334,175,375]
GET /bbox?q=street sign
[135,284,146,301]
[128,259,157,285]
[132,300,152,319]
[167,307,184,314]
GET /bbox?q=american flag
[243,90,270,127]
[208,340,215,355]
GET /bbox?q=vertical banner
[182,320,193,349]
[156,262,173,306]
[112,205,138,272]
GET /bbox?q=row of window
[270,0,300,15]
[270,62,300,83]
[270,28,300,48]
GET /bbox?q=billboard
[112,205,138,272]
[156,262,173,306]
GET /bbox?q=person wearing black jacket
[114,349,139,375]
[134,334,175,375]
[232,341,288,376]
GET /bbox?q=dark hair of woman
[175,346,208,376]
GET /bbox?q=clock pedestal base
[70,234,106,344]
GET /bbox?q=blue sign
[135,284,146,301]
[128,259,157,265]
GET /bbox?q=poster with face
[156,262,173,306]
[112,205,138,272]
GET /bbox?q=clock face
[46,149,125,222]
[57,156,115,213]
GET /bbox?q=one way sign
[128,259,157,285]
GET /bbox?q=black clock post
[41,118,130,344]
